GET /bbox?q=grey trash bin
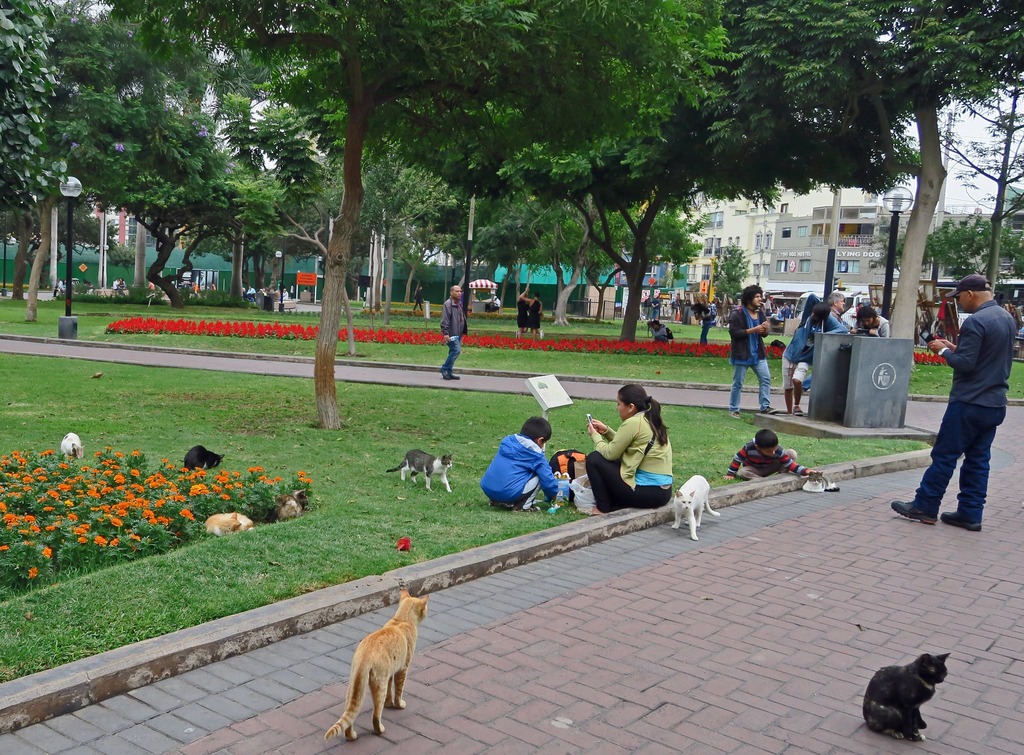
[808,333,914,428]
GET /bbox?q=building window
[779,203,789,214]
[776,260,788,273]
[849,260,860,273]
[798,260,811,273]
[798,226,808,237]
[781,227,792,238]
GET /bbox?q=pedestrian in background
[516,291,530,338]
[440,285,466,381]
[528,293,543,337]
[727,285,780,417]
[892,274,1017,531]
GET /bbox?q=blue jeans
[730,359,772,413]
[441,336,461,376]
[700,319,714,344]
[914,401,1006,523]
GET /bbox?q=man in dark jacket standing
[892,274,1017,531]
[728,285,779,418]
[440,285,467,380]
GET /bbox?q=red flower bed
[105,317,941,363]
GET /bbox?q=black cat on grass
[863,652,949,741]
[183,445,224,470]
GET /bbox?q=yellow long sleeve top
[589,412,673,489]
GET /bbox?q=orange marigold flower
[109,538,120,547]
[129,534,141,541]
[42,506,55,512]
[220,494,231,500]
[28,567,38,579]
[0,545,8,551]
[47,490,61,499]
[113,474,126,484]
[94,535,109,547]
[132,450,141,457]
[130,469,140,477]
[247,466,264,473]
[42,547,52,558]
[110,517,124,528]
[67,513,78,522]
[179,509,195,521]
[78,536,88,543]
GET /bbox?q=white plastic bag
[570,474,596,512]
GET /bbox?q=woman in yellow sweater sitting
[585,384,674,514]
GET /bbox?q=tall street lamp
[881,187,914,319]
[59,177,83,338]
[276,250,285,312]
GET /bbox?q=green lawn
[0,345,929,683]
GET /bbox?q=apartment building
[694,188,894,297]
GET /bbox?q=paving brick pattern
[1,343,1022,754]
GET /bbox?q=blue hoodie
[480,434,560,503]
[784,293,846,364]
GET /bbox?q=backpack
[665,327,674,340]
[549,449,587,500]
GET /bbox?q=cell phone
[924,333,938,343]
[586,414,593,424]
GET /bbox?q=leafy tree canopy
[1,0,60,208]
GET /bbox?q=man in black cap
[892,274,1016,531]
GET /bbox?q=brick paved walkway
[2,398,1021,754]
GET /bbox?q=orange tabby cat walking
[324,589,429,742]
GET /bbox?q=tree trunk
[231,237,244,298]
[403,260,418,303]
[384,233,395,325]
[12,209,32,300]
[315,102,371,430]
[891,106,946,341]
[987,88,1018,284]
[133,221,147,286]
[25,196,57,322]
[146,233,184,308]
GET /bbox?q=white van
[792,290,871,325]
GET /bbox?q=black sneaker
[449,374,461,380]
[940,512,982,531]
[890,500,937,525]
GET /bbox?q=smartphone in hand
[586,413,593,425]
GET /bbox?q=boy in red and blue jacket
[725,429,817,480]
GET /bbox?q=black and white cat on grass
[386,450,452,492]
[863,652,949,741]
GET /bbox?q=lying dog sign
[526,374,573,418]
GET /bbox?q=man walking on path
[728,284,779,418]
[440,284,467,380]
[892,274,1017,531]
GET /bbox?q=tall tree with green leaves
[925,216,1024,280]
[714,245,749,301]
[950,83,1024,284]
[728,0,1024,338]
[115,0,718,429]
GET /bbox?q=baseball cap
[945,273,991,298]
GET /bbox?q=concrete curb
[0,449,932,735]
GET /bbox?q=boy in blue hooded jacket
[481,417,561,510]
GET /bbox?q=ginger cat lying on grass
[324,589,429,742]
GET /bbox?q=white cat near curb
[671,474,719,540]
